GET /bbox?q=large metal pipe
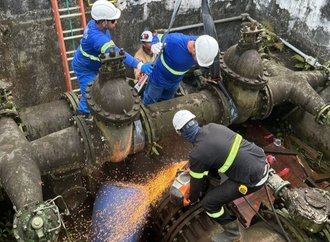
[263,59,328,116]
[141,87,229,143]
[31,126,86,174]
[91,183,144,242]
[0,118,42,209]
[20,99,74,140]
[156,14,247,32]
[289,86,330,159]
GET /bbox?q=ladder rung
[64,34,83,40]
[63,28,84,34]
[70,76,78,81]
[66,50,76,55]
[70,71,75,74]
[67,57,74,61]
[60,12,82,19]
[59,6,80,12]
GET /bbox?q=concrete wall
[0,0,329,108]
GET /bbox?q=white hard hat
[140,31,153,42]
[173,110,196,132]
[195,35,219,67]
[91,0,121,21]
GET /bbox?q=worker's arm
[188,158,209,203]
[151,33,166,55]
[95,35,145,71]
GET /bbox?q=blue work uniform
[143,33,198,105]
[72,19,139,114]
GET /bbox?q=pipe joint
[60,91,80,112]
[316,104,330,125]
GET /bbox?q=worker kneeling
[172,110,269,241]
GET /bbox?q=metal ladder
[51,0,87,92]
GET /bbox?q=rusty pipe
[20,99,74,141]
[31,126,86,174]
[94,119,133,163]
[140,87,229,144]
[0,118,42,209]
[263,59,329,116]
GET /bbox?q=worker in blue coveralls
[72,0,153,117]
[142,33,219,105]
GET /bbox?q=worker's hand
[151,42,164,55]
[141,62,154,76]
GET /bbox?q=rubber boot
[213,219,241,242]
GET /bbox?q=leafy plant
[258,21,284,59]
[292,54,313,70]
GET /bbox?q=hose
[243,194,289,237]
[264,186,292,242]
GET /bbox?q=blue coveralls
[143,33,198,105]
[72,20,139,114]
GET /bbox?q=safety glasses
[109,19,117,24]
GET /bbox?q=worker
[72,0,153,117]
[142,33,219,105]
[134,30,155,79]
[172,110,269,241]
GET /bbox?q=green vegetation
[258,21,284,59]
[0,210,14,242]
[292,54,313,71]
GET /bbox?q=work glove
[151,42,165,55]
[141,62,154,76]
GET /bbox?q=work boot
[212,219,241,242]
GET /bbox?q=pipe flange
[61,91,80,112]
[140,105,154,150]
[254,85,273,120]
[0,109,21,123]
[71,116,96,165]
[219,53,268,89]
[86,85,140,126]
[205,84,231,126]
[315,104,330,125]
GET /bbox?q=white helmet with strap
[173,110,196,132]
[140,31,153,42]
[195,35,219,67]
[91,0,121,21]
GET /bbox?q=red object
[266,155,276,166]
[51,0,87,91]
[278,168,290,177]
[264,133,274,143]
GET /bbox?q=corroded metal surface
[20,99,73,140]
[263,59,329,117]
[95,119,133,163]
[141,88,229,145]
[0,118,42,209]
[30,126,85,174]
[284,188,330,233]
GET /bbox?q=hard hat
[195,35,219,67]
[91,0,121,21]
[140,31,153,42]
[173,110,196,132]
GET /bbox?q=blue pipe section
[91,183,144,242]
